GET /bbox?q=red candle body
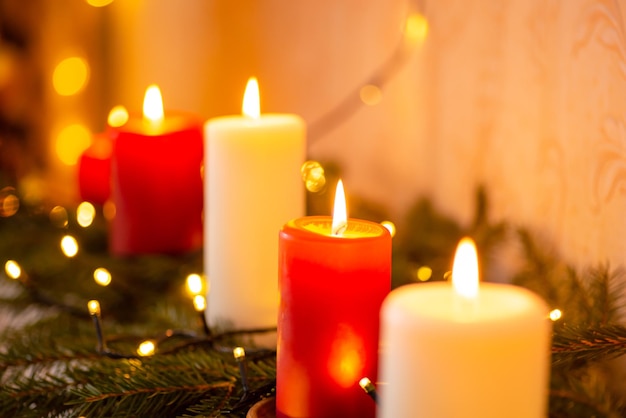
[277,216,391,418]
[110,112,203,255]
[78,133,112,205]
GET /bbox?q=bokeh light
[359,84,382,106]
[416,266,432,282]
[404,12,429,45]
[4,260,21,279]
[549,309,562,321]
[93,268,112,287]
[55,123,92,166]
[52,56,89,96]
[86,0,114,7]
[103,200,116,221]
[61,235,79,257]
[77,201,96,227]
[186,273,204,296]
[49,206,69,228]
[193,295,206,312]
[300,160,326,193]
[107,105,129,127]
[0,187,19,217]
[137,340,156,357]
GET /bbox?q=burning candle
[378,237,552,418]
[78,132,112,205]
[277,180,391,418]
[204,77,305,332]
[110,85,203,255]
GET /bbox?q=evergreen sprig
[3,188,626,417]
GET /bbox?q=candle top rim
[114,110,203,135]
[282,216,389,240]
[383,282,549,324]
[207,113,304,125]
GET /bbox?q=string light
[137,340,156,357]
[60,235,79,258]
[186,273,204,296]
[86,0,114,8]
[359,377,378,403]
[4,260,21,279]
[233,347,250,393]
[77,201,96,227]
[103,200,116,221]
[93,268,112,287]
[549,309,562,321]
[87,300,105,352]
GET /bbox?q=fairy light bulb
[77,201,96,227]
[61,235,79,257]
[4,260,21,279]
[93,268,112,286]
[186,273,203,296]
[549,309,562,321]
[233,347,245,361]
[137,340,156,357]
[87,299,101,316]
[193,295,206,312]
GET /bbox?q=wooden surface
[247,397,276,418]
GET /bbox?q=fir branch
[552,324,626,367]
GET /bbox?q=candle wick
[331,221,347,236]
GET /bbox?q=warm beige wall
[106,0,626,269]
[422,0,626,269]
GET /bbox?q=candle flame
[143,84,164,124]
[242,77,260,119]
[451,237,479,299]
[331,179,348,236]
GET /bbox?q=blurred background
[1,0,626,274]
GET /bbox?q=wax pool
[277,216,391,418]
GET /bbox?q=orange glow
[55,124,92,166]
[242,77,260,119]
[52,57,89,96]
[404,12,429,45]
[331,180,347,236]
[452,237,479,299]
[328,325,365,388]
[143,85,164,126]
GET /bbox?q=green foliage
[3,188,626,417]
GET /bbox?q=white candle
[204,77,306,333]
[378,237,551,418]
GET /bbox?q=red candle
[110,85,203,255]
[277,181,391,418]
[78,132,112,205]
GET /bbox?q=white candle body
[378,282,551,418]
[204,114,305,331]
